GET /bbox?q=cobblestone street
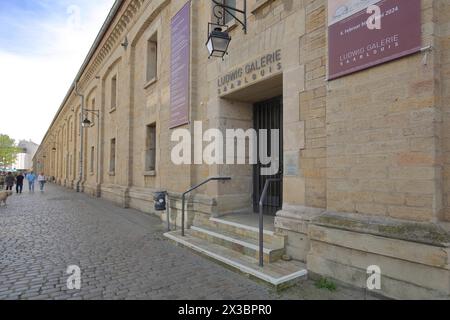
[0,184,373,300]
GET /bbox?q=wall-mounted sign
[328,0,421,80]
[218,49,282,96]
[284,151,299,177]
[170,1,190,129]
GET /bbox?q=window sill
[144,78,157,89]
[144,170,156,177]
[109,107,117,114]
[108,172,115,177]
[226,18,238,32]
[251,0,273,14]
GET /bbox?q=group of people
[0,171,47,194]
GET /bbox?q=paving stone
[0,184,375,300]
[0,185,275,300]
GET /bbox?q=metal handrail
[258,178,281,267]
[181,177,231,237]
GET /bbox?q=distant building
[14,140,39,171]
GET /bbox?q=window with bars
[109,138,116,173]
[91,99,96,122]
[213,0,237,25]
[78,111,81,136]
[69,121,73,142]
[224,0,237,24]
[145,124,156,172]
[146,33,158,83]
[111,75,117,110]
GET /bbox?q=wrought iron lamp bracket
[211,0,247,33]
[84,109,100,118]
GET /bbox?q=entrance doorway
[253,96,283,216]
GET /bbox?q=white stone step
[200,217,286,248]
[191,225,284,263]
[164,230,308,288]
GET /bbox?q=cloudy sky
[0,0,115,145]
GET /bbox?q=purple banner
[170,1,190,128]
[328,0,421,80]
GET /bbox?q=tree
[0,134,21,170]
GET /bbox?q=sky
[0,0,115,145]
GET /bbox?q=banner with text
[328,0,421,80]
[170,1,190,128]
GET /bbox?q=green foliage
[315,277,337,292]
[0,134,21,169]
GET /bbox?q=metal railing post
[258,178,281,267]
[181,177,231,237]
[166,193,171,232]
[181,193,186,236]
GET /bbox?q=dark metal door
[253,96,283,216]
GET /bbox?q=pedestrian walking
[38,173,46,192]
[16,172,24,194]
[5,172,15,191]
[27,171,36,193]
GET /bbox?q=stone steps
[164,230,308,288]
[190,225,285,263]
[201,216,286,247]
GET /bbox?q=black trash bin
[154,191,167,211]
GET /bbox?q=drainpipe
[75,81,85,193]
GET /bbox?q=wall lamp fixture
[81,109,100,128]
[206,0,247,59]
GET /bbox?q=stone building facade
[15,140,39,171]
[35,0,450,299]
